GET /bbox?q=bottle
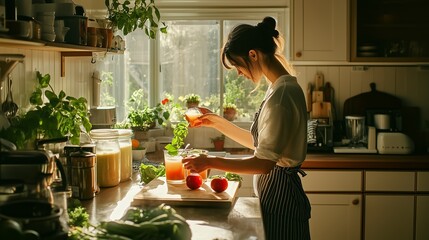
[90,129,121,187]
[118,129,133,182]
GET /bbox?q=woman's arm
[183,155,276,175]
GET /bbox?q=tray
[132,177,240,208]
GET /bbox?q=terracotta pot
[186,102,199,109]
[213,140,224,151]
[223,108,237,121]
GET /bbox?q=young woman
[182,16,311,240]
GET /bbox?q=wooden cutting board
[132,177,240,208]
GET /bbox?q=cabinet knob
[352,199,360,205]
[295,52,302,58]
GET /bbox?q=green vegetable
[211,172,243,183]
[68,206,90,228]
[101,221,159,238]
[165,121,189,156]
[139,163,166,184]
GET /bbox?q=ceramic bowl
[132,148,147,161]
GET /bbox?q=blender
[333,115,377,153]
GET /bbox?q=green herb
[105,0,168,38]
[68,206,90,228]
[211,172,243,183]
[0,71,91,149]
[164,121,189,156]
[140,163,165,184]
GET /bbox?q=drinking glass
[185,107,203,127]
[164,150,186,184]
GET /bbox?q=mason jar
[90,129,121,187]
[117,129,133,182]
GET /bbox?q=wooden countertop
[80,173,264,240]
[145,150,429,170]
[303,153,429,170]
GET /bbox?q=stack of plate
[35,11,56,42]
[357,45,379,57]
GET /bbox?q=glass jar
[117,129,133,182]
[90,129,121,187]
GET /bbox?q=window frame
[150,8,290,111]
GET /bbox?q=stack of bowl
[35,11,55,42]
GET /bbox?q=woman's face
[234,55,262,83]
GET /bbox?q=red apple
[186,173,203,190]
[210,177,228,193]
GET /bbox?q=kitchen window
[96,8,289,123]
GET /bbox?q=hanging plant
[105,0,168,38]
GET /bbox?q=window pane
[122,30,151,121]
[223,20,268,121]
[158,20,220,114]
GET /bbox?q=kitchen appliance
[334,83,404,154]
[334,115,377,153]
[0,139,70,238]
[345,115,366,146]
[89,106,116,129]
[366,109,403,132]
[377,132,415,154]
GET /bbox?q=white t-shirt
[253,75,308,167]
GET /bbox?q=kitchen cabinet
[351,0,429,62]
[302,170,362,240]
[307,194,361,240]
[364,171,429,240]
[291,0,348,61]
[365,195,414,240]
[302,169,429,240]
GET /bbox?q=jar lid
[345,115,365,120]
[117,129,133,137]
[89,129,119,139]
[70,149,95,158]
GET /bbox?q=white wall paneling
[0,47,95,114]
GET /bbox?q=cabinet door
[365,195,414,240]
[292,0,348,61]
[308,194,361,240]
[416,196,429,240]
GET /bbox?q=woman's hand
[182,155,212,173]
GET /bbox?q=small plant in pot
[223,103,238,121]
[181,93,201,109]
[211,134,225,151]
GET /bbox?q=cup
[164,150,186,184]
[185,107,203,127]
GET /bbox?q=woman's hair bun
[257,16,279,38]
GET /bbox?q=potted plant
[127,92,171,139]
[181,93,201,109]
[0,71,92,149]
[105,0,168,38]
[211,134,225,151]
[223,103,238,121]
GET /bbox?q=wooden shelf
[0,36,123,76]
[0,36,107,52]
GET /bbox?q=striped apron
[251,102,311,240]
